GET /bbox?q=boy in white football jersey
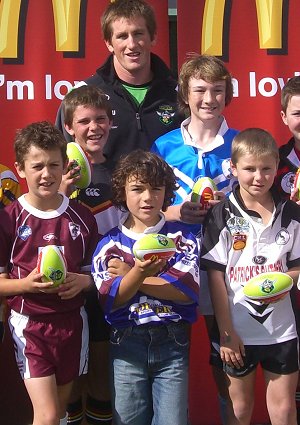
[201,128,300,425]
[0,121,99,425]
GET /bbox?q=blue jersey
[92,215,199,328]
[152,118,238,206]
[152,118,238,235]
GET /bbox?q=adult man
[56,0,182,167]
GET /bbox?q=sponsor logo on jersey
[281,172,295,194]
[85,188,101,197]
[128,296,181,325]
[229,259,284,283]
[227,215,249,250]
[156,105,175,125]
[252,255,267,265]
[69,222,80,240]
[275,228,290,245]
[43,233,57,242]
[17,225,32,241]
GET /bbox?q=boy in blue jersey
[151,54,238,424]
[92,150,199,425]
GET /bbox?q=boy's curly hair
[112,150,178,212]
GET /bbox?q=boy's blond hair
[178,54,233,116]
[231,128,279,165]
[101,0,157,42]
[281,76,300,113]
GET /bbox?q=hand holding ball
[66,142,91,189]
[133,234,176,262]
[191,177,217,207]
[37,245,67,287]
[243,272,293,304]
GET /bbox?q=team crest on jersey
[275,228,290,245]
[227,216,249,250]
[281,172,295,194]
[156,105,175,125]
[69,222,80,240]
[17,225,32,241]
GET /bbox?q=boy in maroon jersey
[0,121,99,425]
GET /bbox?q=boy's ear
[280,110,288,125]
[14,162,25,179]
[230,159,238,177]
[64,123,75,137]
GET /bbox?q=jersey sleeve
[201,205,229,272]
[91,233,130,314]
[158,232,200,303]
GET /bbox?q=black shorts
[85,287,110,342]
[224,338,299,377]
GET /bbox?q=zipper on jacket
[136,112,142,131]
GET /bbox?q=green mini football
[67,142,91,189]
[133,234,176,261]
[191,177,217,206]
[243,272,293,304]
[37,245,67,287]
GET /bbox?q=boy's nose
[203,90,213,103]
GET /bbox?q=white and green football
[191,177,217,206]
[37,245,67,287]
[133,234,176,261]
[243,272,293,304]
[67,142,91,189]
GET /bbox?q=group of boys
[1,1,300,425]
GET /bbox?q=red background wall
[1,1,295,423]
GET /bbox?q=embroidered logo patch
[17,225,32,241]
[156,105,175,125]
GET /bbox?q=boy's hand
[220,330,245,369]
[133,257,166,278]
[24,268,58,293]
[207,190,225,208]
[60,160,81,196]
[58,272,92,300]
[179,201,208,224]
[107,258,131,277]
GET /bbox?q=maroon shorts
[9,307,88,385]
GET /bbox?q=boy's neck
[85,150,106,164]
[124,214,161,233]
[187,116,223,147]
[25,192,63,212]
[294,137,300,152]
[239,188,274,224]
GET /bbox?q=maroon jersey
[0,194,99,317]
